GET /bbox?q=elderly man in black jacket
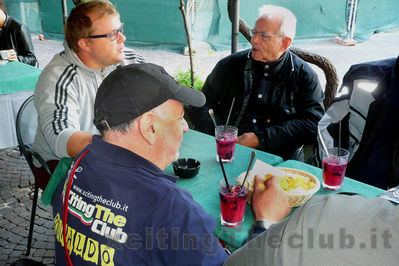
[188,5,324,159]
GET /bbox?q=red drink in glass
[216,138,236,162]
[219,181,248,227]
[322,158,348,189]
[322,148,350,190]
[215,125,238,163]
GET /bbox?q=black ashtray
[172,158,201,179]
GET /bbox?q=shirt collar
[89,135,178,183]
[252,51,289,76]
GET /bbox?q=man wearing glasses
[188,5,324,160]
[32,0,145,189]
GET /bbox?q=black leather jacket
[188,49,324,159]
[0,13,37,66]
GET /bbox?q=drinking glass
[219,179,248,227]
[322,147,350,190]
[215,125,238,163]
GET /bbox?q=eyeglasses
[88,23,124,41]
[250,28,283,41]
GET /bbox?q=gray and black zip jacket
[32,42,145,164]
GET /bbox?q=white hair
[258,5,297,40]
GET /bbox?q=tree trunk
[179,0,195,88]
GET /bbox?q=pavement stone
[0,148,55,265]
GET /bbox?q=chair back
[15,95,52,256]
[15,95,51,176]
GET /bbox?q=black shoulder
[213,49,250,72]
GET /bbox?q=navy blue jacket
[52,136,228,265]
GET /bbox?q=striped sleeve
[123,49,146,64]
[52,64,78,135]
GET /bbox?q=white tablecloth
[0,90,36,149]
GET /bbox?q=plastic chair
[15,95,52,256]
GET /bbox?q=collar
[62,41,115,74]
[88,135,178,183]
[252,51,290,77]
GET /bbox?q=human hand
[251,175,291,223]
[237,132,259,148]
[7,49,18,61]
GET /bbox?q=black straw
[218,159,230,188]
[338,120,342,156]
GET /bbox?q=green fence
[38,0,68,39]
[4,0,41,33]
[355,0,399,42]
[197,0,349,50]
[4,0,399,52]
[37,0,189,51]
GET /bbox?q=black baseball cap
[93,63,205,131]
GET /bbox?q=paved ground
[0,147,55,265]
[1,29,399,265]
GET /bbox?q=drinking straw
[208,109,218,128]
[218,158,230,188]
[241,151,256,187]
[225,98,236,126]
[317,125,330,157]
[338,120,342,156]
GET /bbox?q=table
[164,129,284,250]
[45,129,385,250]
[165,131,385,250]
[0,61,41,148]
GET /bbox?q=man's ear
[77,38,91,53]
[138,113,156,145]
[281,37,292,52]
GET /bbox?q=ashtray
[172,158,201,179]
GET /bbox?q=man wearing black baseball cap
[51,63,225,265]
[51,63,290,265]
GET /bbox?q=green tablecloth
[42,130,384,250]
[0,61,41,94]
[165,129,283,250]
[276,160,384,198]
[169,137,384,249]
